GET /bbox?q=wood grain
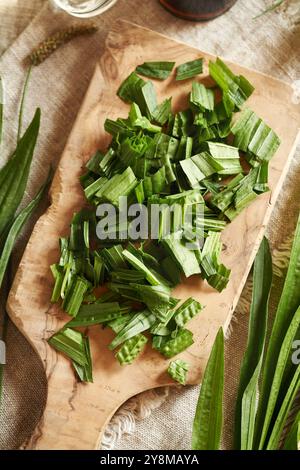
[7,20,300,450]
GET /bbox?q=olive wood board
[7,20,300,450]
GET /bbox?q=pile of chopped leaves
[49,58,280,384]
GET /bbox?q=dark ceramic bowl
[159,0,238,21]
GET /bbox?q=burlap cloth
[0,0,299,450]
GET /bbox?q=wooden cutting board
[7,20,300,450]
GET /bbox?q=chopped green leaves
[49,328,89,367]
[190,83,214,111]
[73,336,93,383]
[109,309,156,350]
[176,58,203,81]
[49,55,281,383]
[66,302,126,327]
[168,359,189,385]
[116,334,148,365]
[136,61,175,80]
[174,298,202,328]
[153,97,172,125]
[159,328,194,358]
[209,58,254,109]
[117,72,146,103]
[62,276,91,317]
[232,108,281,161]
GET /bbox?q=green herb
[17,66,32,141]
[193,224,300,450]
[117,72,146,103]
[49,55,281,379]
[161,233,201,278]
[73,336,93,383]
[206,142,242,175]
[0,108,40,237]
[258,306,300,449]
[62,276,91,317]
[101,245,127,271]
[209,58,254,109]
[192,328,224,450]
[135,81,158,120]
[0,77,3,149]
[168,359,189,385]
[253,0,284,20]
[116,333,148,365]
[49,328,89,366]
[109,310,156,350]
[0,169,52,289]
[136,61,175,80]
[122,249,166,286]
[283,411,300,450]
[153,97,172,126]
[232,108,280,162]
[131,284,176,322]
[28,24,98,66]
[85,150,104,174]
[108,313,133,334]
[201,231,231,291]
[66,302,125,327]
[174,298,202,328]
[255,212,300,447]
[160,328,194,358]
[265,360,300,450]
[190,83,214,111]
[176,59,203,81]
[234,238,272,450]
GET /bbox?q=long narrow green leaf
[253,0,284,20]
[266,366,300,450]
[283,410,300,450]
[17,66,32,142]
[0,77,3,149]
[234,237,272,449]
[259,306,300,449]
[255,213,300,446]
[240,363,262,450]
[192,328,224,450]
[0,169,51,289]
[0,108,41,237]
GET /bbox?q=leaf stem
[17,66,32,142]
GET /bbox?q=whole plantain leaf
[192,328,224,450]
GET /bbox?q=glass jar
[159,0,238,21]
[52,0,118,18]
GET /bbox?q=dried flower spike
[28,24,98,66]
